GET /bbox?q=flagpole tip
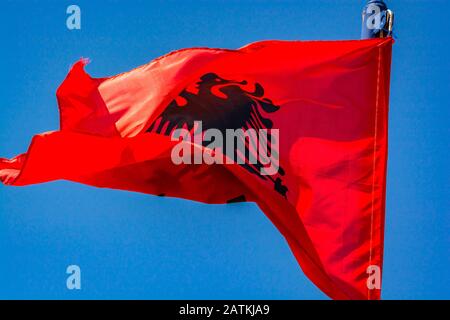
[361,0,394,39]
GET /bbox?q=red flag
[0,38,393,299]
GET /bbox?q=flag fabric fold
[0,38,393,299]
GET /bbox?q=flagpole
[361,0,394,39]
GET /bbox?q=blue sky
[0,0,448,299]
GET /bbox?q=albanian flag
[0,38,393,299]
